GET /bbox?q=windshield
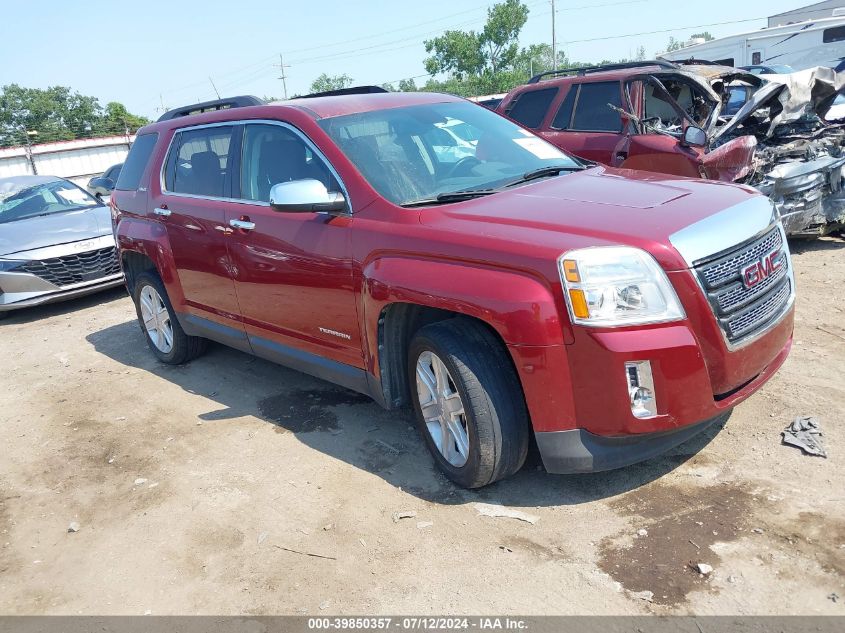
[0,178,101,224]
[318,101,582,206]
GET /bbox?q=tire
[408,318,530,488]
[132,271,206,364]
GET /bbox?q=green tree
[423,0,529,93]
[664,31,713,53]
[691,32,715,42]
[309,73,354,93]
[0,84,148,147]
[96,102,149,136]
[398,78,418,92]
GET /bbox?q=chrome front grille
[698,228,782,289]
[693,226,793,345]
[17,247,121,287]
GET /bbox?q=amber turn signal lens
[562,259,580,283]
[568,289,589,319]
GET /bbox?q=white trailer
[659,15,845,71]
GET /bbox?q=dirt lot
[1,237,843,616]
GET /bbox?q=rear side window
[506,88,558,129]
[166,126,234,197]
[551,86,578,130]
[571,82,622,132]
[115,133,158,191]
[824,26,845,43]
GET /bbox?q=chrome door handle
[229,219,255,231]
[153,207,171,217]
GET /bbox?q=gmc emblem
[741,249,783,289]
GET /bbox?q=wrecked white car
[636,62,845,236]
[711,65,845,237]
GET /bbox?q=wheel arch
[362,256,567,413]
[116,216,183,304]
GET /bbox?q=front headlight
[559,246,685,327]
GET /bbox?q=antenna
[209,77,221,99]
[551,0,557,71]
[276,54,291,99]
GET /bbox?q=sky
[0,0,813,119]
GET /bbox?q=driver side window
[240,123,338,203]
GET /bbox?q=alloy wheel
[139,285,174,354]
[415,350,470,467]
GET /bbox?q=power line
[152,1,548,105]
[146,3,498,105]
[153,0,653,104]
[563,15,768,44]
[151,6,768,107]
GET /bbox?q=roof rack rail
[294,85,389,99]
[526,60,677,84]
[156,96,264,122]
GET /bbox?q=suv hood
[419,166,761,271]
[0,204,112,257]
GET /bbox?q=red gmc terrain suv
[111,89,795,488]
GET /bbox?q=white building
[0,134,134,187]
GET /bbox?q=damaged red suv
[497,60,845,237]
[112,89,794,488]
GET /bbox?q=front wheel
[132,271,206,364]
[408,318,529,488]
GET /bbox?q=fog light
[625,361,657,419]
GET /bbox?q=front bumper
[536,414,725,474]
[0,272,124,312]
[0,235,124,313]
[756,156,845,237]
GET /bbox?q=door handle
[229,218,256,231]
[153,207,171,217]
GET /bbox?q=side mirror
[88,176,115,197]
[269,179,347,214]
[682,126,707,148]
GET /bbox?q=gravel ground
[0,237,843,615]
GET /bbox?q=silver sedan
[0,175,124,316]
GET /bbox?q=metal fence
[0,134,136,187]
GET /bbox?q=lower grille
[694,226,792,345]
[721,278,792,341]
[17,247,121,287]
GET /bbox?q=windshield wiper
[400,189,496,207]
[503,165,589,188]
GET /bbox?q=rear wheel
[408,318,529,488]
[132,271,206,364]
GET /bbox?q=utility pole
[276,54,290,99]
[551,0,557,71]
[156,94,169,116]
[24,129,38,175]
